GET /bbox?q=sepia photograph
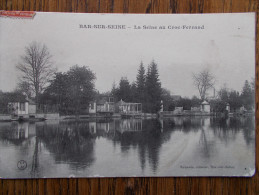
[0,12,255,178]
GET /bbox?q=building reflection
[40,118,169,173]
[32,118,258,174]
[88,119,143,134]
[0,122,36,144]
[111,119,171,173]
[0,116,255,177]
[115,119,142,133]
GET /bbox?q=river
[0,116,255,178]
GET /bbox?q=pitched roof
[116,99,126,105]
[27,98,36,104]
[116,99,141,105]
[8,95,36,104]
[201,101,209,105]
[96,99,107,104]
[6,93,27,103]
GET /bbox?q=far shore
[0,111,254,122]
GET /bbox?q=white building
[89,96,115,114]
[8,99,36,116]
[226,103,230,112]
[200,101,210,113]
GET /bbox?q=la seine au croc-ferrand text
[79,24,205,30]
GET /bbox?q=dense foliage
[40,65,96,115]
[111,60,163,113]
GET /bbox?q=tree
[41,72,69,108]
[241,80,253,110]
[49,72,69,105]
[228,90,242,112]
[161,88,174,111]
[192,68,215,100]
[130,82,137,102]
[0,91,26,114]
[136,61,146,103]
[145,60,162,113]
[117,77,132,102]
[111,81,117,97]
[250,78,255,108]
[218,84,229,102]
[176,97,192,110]
[250,78,255,95]
[210,99,227,113]
[43,65,96,115]
[15,81,33,98]
[110,60,162,113]
[191,96,202,107]
[16,42,56,104]
[66,65,96,114]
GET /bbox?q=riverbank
[159,111,213,117]
[0,113,60,122]
[0,111,254,122]
[0,112,158,122]
[60,113,158,120]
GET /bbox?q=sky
[0,12,255,98]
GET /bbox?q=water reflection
[112,119,168,172]
[36,120,96,170]
[210,117,255,145]
[0,122,36,144]
[0,116,255,177]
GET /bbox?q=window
[91,103,94,109]
[109,97,114,103]
[20,103,25,111]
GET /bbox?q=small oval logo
[17,160,27,170]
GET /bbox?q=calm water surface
[0,117,255,178]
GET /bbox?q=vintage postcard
[0,12,255,178]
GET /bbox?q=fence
[37,104,60,114]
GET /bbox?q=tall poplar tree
[136,61,146,103]
[145,60,162,113]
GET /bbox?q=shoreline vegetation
[0,42,255,122]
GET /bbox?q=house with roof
[89,96,115,115]
[8,97,36,118]
[116,99,142,117]
[200,100,210,113]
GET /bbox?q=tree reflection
[36,120,96,170]
[31,136,40,178]
[111,119,173,173]
[0,116,255,177]
[167,117,217,159]
[198,119,216,159]
[163,117,203,133]
[241,117,255,146]
[210,116,254,145]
